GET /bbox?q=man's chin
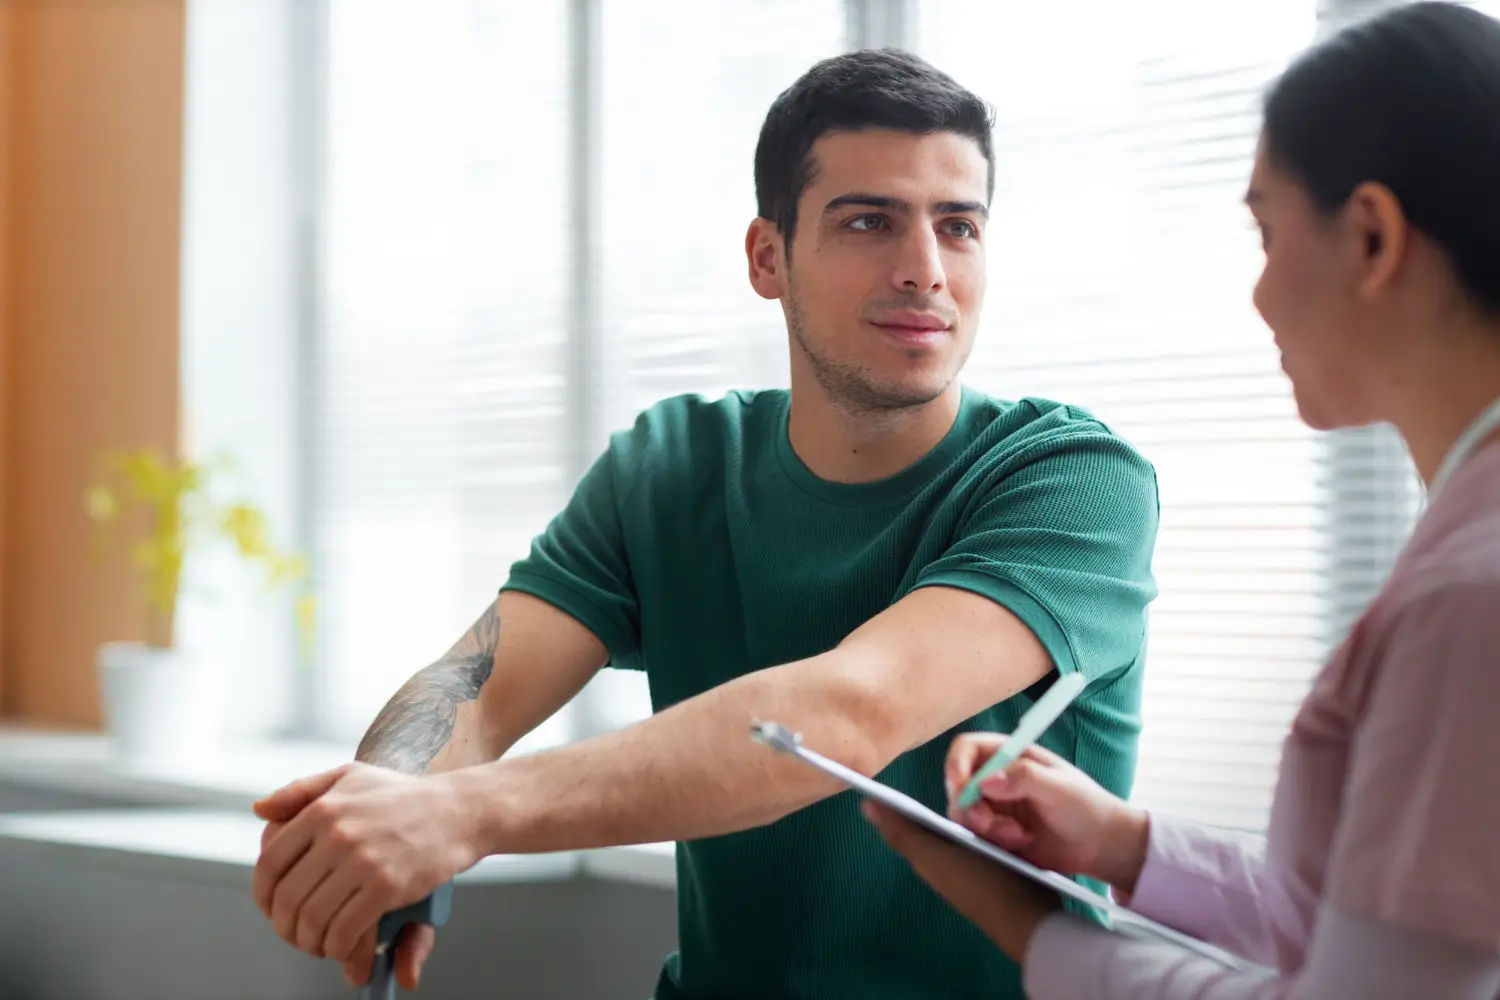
[847,375,956,412]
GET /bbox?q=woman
[866,3,1500,997]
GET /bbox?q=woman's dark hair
[754,48,994,254]
[1263,1,1500,312]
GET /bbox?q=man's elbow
[809,662,909,778]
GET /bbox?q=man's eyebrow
[822,193,990,218]
[823,193,911,215]
[935,199,989,219]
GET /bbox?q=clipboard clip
[749,720,803,754]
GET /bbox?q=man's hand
[251,763,481,978]
[864,799,1061,962]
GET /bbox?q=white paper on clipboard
[750,721,1263,973]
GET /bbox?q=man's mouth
[869,312,952,348]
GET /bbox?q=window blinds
[314,0,573,743]
[311,1,1444,830]
[918,0,1324,830]
[585,0,847,730]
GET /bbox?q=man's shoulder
[606,388,785,475]
[954,388,1158,521]
[961,387,1145,463]
[624,388,783,432]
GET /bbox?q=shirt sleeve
[913,425,1159,682]
[1325,581,1500,954]
[1127,813,1315,971]
[501,443,643,669]
[1023,903,1500,1000]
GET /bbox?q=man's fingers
[252,815,318,917]
[270,838,340,949]
[325,885,397,966]
[296,865,362,958]
[395,924,438,990]
[253,764,352,822]
[341,931,376,988]
[260,820,285,851]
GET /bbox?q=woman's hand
[945,734,1151,898]
[864,801,1061,961]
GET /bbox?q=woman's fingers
[944,733,1006,797]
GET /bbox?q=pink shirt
[1025,441,1500,998]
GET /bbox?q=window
[308,0,1431,832]
[917,0,1422,829]
[917,0,1322,830]
[588,0,847,730]
[313,1,573,744]
[311,0,844,743]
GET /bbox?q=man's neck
[786,383,963,485]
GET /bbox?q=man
[252,48,1159,999]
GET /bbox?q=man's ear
[746,217,788,301]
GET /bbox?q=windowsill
[0,727,676,890]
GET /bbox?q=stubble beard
[787,284,962,415]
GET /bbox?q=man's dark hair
[753,47,995,252]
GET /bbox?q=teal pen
[955,671,1088,810]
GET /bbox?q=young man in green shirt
[252,48,1159,999]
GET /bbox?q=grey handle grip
[359,882,454,999]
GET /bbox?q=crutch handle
[359,882,454,999]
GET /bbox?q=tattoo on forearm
[356,601,501,773]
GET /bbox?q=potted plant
[84,447,314,761]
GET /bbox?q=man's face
[781,129,989,412]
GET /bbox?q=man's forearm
[435,585,1046,856]
[454,649,893,854]
[357,602,505,774]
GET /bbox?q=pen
[955,671,1087,810]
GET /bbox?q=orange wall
[3,0,186,726]
[0,0,12,717]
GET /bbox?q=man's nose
[891,226,945,294]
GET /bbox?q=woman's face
[1247,138,1386,431]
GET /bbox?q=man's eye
[944,219,979,239]
[847,215,888,232]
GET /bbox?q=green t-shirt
[503,385,1159,1000]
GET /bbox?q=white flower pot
[98,642,220,764]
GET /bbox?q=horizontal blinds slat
[922,0,1335,831]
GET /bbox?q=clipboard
[750,721,1262,973]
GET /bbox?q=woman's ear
[1347,180,1407,302]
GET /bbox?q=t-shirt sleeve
[913,427,1159,681]
[1325,581,1500,955]
[501,443,643,670]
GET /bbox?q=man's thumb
[252,763,352,820]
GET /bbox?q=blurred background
[0,0,1477,997]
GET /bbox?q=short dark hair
[1263,1,1500,313]
[753,47,995,250]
